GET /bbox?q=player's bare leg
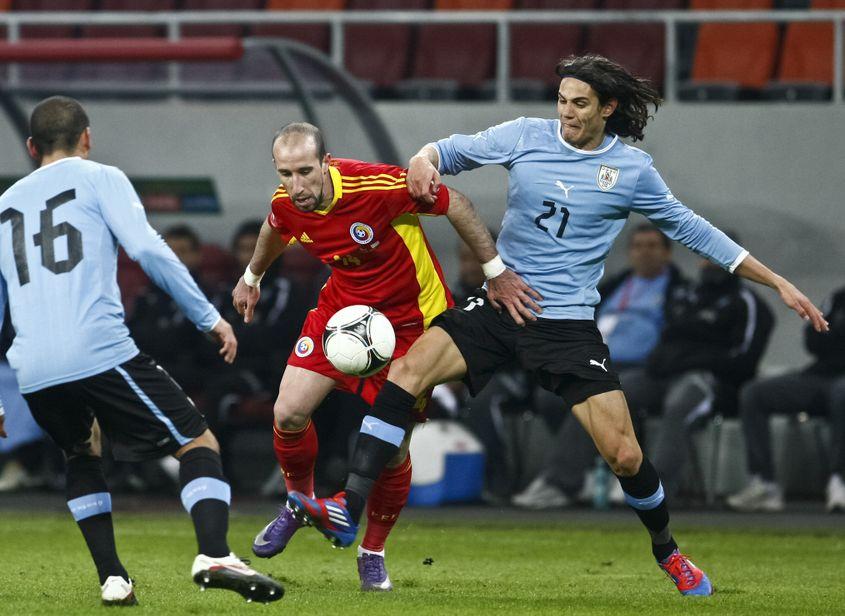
[572,391,712,596]
[290,327,467,547]
[357,426,415,591]
[253,367,336,558]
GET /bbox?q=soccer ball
[323,305,396,377]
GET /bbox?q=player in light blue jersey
[0,97,282,605]
[294,55,829,597]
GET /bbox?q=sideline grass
[1,511,843,615]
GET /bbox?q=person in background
[128,224,219,399]
[728,285,845,513]
[513,223,686,508]
[633,251,774,500]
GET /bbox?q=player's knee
[273,400,311,431]
[176,429,219,457]
[607,443,642,477]
[387,355,429,397]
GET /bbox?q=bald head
[29,96,89,158]
[271,122,326,161]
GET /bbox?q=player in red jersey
[231,123,538,591]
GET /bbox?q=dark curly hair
[555,54,662,142]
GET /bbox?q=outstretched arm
[445,187,543,326]
[734,254,828,333]
[231,219,287,324]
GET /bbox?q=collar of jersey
[31,155,82,175]
[312,166,343,216]
[555,121,618,156]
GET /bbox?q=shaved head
[29,96,89,157]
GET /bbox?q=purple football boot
[252,506,302,558]
[357,550,393,592]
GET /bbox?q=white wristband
[243,265,264,288]
[481,255,506,280]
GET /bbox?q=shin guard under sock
[66,455,127,584]
[273,420,318,497]
[362,454,413,552]
[179,447,231,558]
[345,381,417,523]
[616,456,678,562]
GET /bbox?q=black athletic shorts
[431,289,622,409]
[23,353,207,461]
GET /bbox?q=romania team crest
[597,164,620,191]
[295,336,314,357]
[349,222,375,245]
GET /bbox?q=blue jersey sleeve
[632,157,748,272]
[93,166,221,332]
[435,117,527,175]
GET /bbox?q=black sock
[616,457,678,562]
[179,447,231,558]
[345,381,416,523]
[66,455,127,585]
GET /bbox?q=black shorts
[432,290,622,409]
[23,353,207,462]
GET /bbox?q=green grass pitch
[1,511,844,615]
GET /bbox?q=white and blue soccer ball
[323,305,396,377]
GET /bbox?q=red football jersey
[268,158,454,328]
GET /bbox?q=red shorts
[287,308,430,421]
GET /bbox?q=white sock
[358,545,385,558]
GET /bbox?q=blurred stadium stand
[0,1,842,101]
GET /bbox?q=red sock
[272,420,317,497]
[362,454,412,552]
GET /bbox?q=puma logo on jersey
[555,180,574,199]
[589,358,608,372]
[299,232,313,243]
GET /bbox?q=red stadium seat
[14,0,94,39]
[400,23,496,98]
[517,0,600,8]
[181,0,263,37]
[250,24,331,53]
[583,23,666,91]
[680,0,778,99]
[347,0,430,7]
[509,24,582,99]
[602,0,685,8]
[762,0,845,100]
[344,24,412,90]
[435,0,514,8]
[688,0,771,7]
[80,0,173,38]
[265,0,346,7]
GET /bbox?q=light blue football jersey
[436,117,747,320]
[0,157,220,393]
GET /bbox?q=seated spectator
[209,221,337,486]
[127,224,219,398]
[633,253,774,500]
[513,224,685,508]
[728,286,845,513]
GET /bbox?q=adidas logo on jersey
[299,232,313,243]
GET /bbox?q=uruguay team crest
[349,222,375,245]
[597,164,620,191]
[295,336,314,357]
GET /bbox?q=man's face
[557,77,616,150]
[166,236,201,271]
[272,136,330,212]
[234,233,258,270]
[628,231,670,278]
